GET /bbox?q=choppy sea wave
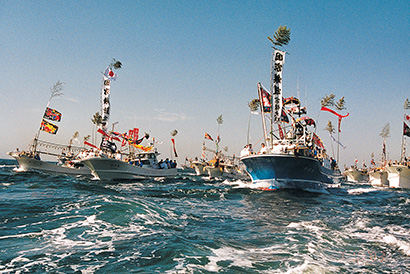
[0,159,409,273]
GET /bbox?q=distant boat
[240,47,343,192]
[385,164,410,188]
[81,151,177,180]
[384,108,410,188]
[190,159,208,176]
[369,167,389,187]
[344,166,369,183]
[369,140,389,187]
[219,162,249,180]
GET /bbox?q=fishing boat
[81,151,177,180]
[219,161,249,180]
[369,168,389,187]
[384,107,410,188]
[8,148,90,176]
[8,82,91,177]
[344,166,369,183]
[240,40,343,192]
[79,62,177,180]
[385,164,410,188]
[369,140,389,187]
[190,159,208,176]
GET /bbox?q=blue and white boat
[240,44,342,192]
[241,142,342,192]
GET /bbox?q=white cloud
[153,109,192,122]
[64,97,79,103]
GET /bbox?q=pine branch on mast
[320,93,348,163]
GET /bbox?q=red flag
[128,129,134,141]
[312,133,325,149]
[110,131,121,142]
[171,138,178,157]
[97,128,110,138]
[121,133,129,146]
[258,82,272,113]
[133,128,139,142]
[320,106,349,132]
[84,141,99,150]
[205,133,213,141]
[277,124,284,139]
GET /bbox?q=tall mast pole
[269,49,275,149]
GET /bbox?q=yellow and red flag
[40,119,58,134]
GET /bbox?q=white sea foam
[13,166,27,172]
[347,188,378,195]
[383,235,410,256]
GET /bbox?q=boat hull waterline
[8,153,91,176]
[82,157,177,180]
[241,154,342,192]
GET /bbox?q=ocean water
[0,159,409,273]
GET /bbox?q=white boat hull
[385,165,410,189]
[8,152,91,176]
[205,166,223,178]
[344,168,368,183]
[191,161,208,176]
[369,169,389,187]
[81,157,177,180]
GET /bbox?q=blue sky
[1,0,410,168]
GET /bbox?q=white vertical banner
[272,49,285,122]
[101,76,111,131]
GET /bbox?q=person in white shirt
[259,143,268,154]
[240,145,249,157]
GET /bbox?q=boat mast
[34,81,64,153]
[402,99,410,162]
[258,82,269,146]
[269,49,275,148]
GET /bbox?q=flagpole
[270,49,274,148]
[337,119,340,164]
[258,83,269,147]
[34,92,55,153]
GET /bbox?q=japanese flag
[103,66,118,81]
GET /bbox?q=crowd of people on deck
[158,158,177,169]
[240,141,302,157]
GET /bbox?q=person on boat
[259,143,268,154]
[136,158,143,167]
[159,159,168,169]
[240,145,249,157]
[171,160,177,168]
[165,158,171,168]
[271,142,281,154]
[248,144,254,155]
[34,153,41,160]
